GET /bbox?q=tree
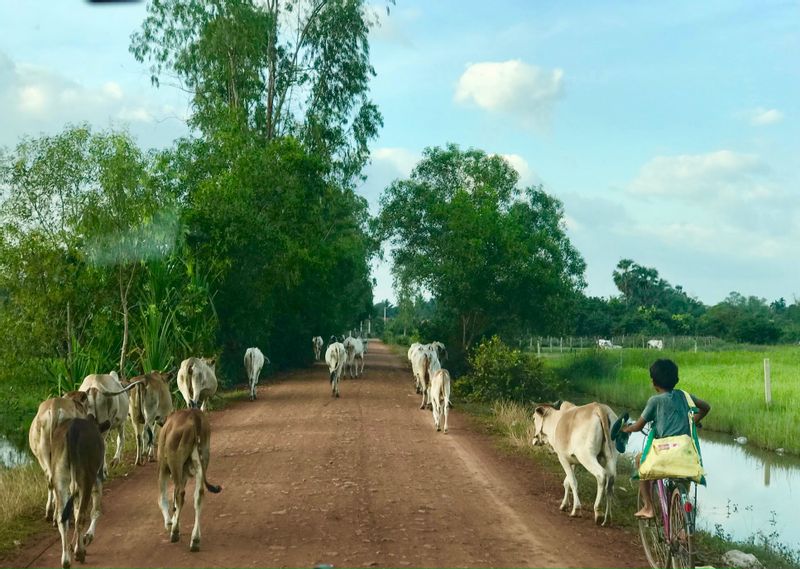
[130,0,386,186]
[375,144,586,354]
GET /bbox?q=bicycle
[636,425,698,569]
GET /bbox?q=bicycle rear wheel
[669,487,694,568]
[638,482,670,568]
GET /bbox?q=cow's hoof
[62,560,70,569]
[335,393,340,398]
[436,426,440,431]
[190,540,200,552]
[444,429,448,434]
[75,549,85,563]
[84,532,94,546]
[170,532,180,543]
[560,504,569,512]
[570,510,580,518]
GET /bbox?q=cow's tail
[187,362,196,406]
[133,380,146,425]
[102,379,146,396]
[190,412,222,494]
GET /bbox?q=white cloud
[747,107,784,126]
[371,147,419,177]
[628,150,767,200]
[497,153,539,186]
[0,49,188,150]
[454,60,564,128]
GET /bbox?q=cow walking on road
[325,339,346,398]
[244,347,269,401]
[177,358,218,411]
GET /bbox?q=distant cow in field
[157,409,222,552]
[325,341,346,397]
[597,339,613,349]
[127,371,174,466]
[79,372,134,472]
[312,336,324,360]
[647,339,664,350]
[29,391,89,524]
[244,347,269,401]
[177,357,218,411]
[532,401,619,525]
[51,416,111,569]
[343,336,365,378]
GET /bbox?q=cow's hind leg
[110,424,124,468]
[84,477,102,547]
[558,458,581,516]
[54,478,71,569]
[158,464,171,532]
[190,451,205,552]
[169,464,186,543]
[576,450,608,524]
[73,487,90,563]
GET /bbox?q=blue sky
[1,1,798,306]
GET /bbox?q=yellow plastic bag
[637,390,706,483]
[638,434,704,482]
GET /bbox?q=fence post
[559,337,563,353]
[537,340,541,357]
[764,358,772,406]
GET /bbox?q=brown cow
[28,391,89,524]
[157,409,222,552]
[127,371,174,465]
[51,416,110,569]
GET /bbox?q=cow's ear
[534,405,546,416]
[76,391,88,404]
[552,400,563,410]
[207,358,216,367]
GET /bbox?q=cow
[647,339,664,350]
[157,409,222,552]
[430,341,448,363]
[51,416,110,569]
[244,347,269,401]
[29,391,90,524]
[597,339,613,349]
[407,342,422,391]
[127,371,174,466]
[429,368,452,433]
[79,372,134,473]
[532,401,619,525]
[312,336,324,360]
[411,345,441,410]
[325,341,346,398]
[177,357,218,411]
[343,336,365,379]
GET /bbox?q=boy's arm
[692,396,711,425]
[622,416,647,433]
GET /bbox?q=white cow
[79,372,135,472]
[411,345,441,409]
[429,368,451,433]
[325,341,346,398]
[532,401,619,525]
[127,371,174,466]
[343,336,365,378]
[244,347,269,401]
[312,336,324,360]
[597,338,613,349]
[647,339,664,350]
[177,357,218,411]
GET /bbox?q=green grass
[467,399,800,569]
[550,347,800,454]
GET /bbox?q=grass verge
[462,398,800,569]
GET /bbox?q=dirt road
[6,341,646,568]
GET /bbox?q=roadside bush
[454,336,562,403]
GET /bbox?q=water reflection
[0,435,31,468]
[626,429,800,552]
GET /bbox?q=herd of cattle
[597,337,664,350]
[27,334,629,568]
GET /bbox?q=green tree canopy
[375,144,586,352]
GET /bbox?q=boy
[621,358,711,519]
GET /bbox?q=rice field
[551,347,800,455]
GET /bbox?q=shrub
[454,336,562,403]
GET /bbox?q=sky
[1,1,798,307]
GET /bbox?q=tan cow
[28,391,89,523]
[157,409,222,552]
[79,372,132,472]
[127,371,174,466]
[51,416,110,569]
[532,401,619,525]
[177,357,217,411]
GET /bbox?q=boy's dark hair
[650,359,679,390]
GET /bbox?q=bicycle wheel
[669,487,694,568]
[638,481,670,568]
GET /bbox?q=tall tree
[375,144,586,352]
[130,0,385,186]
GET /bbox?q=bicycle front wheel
[669,487,694,568]
[638,482,670,568]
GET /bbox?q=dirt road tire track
[3,341,646,568]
